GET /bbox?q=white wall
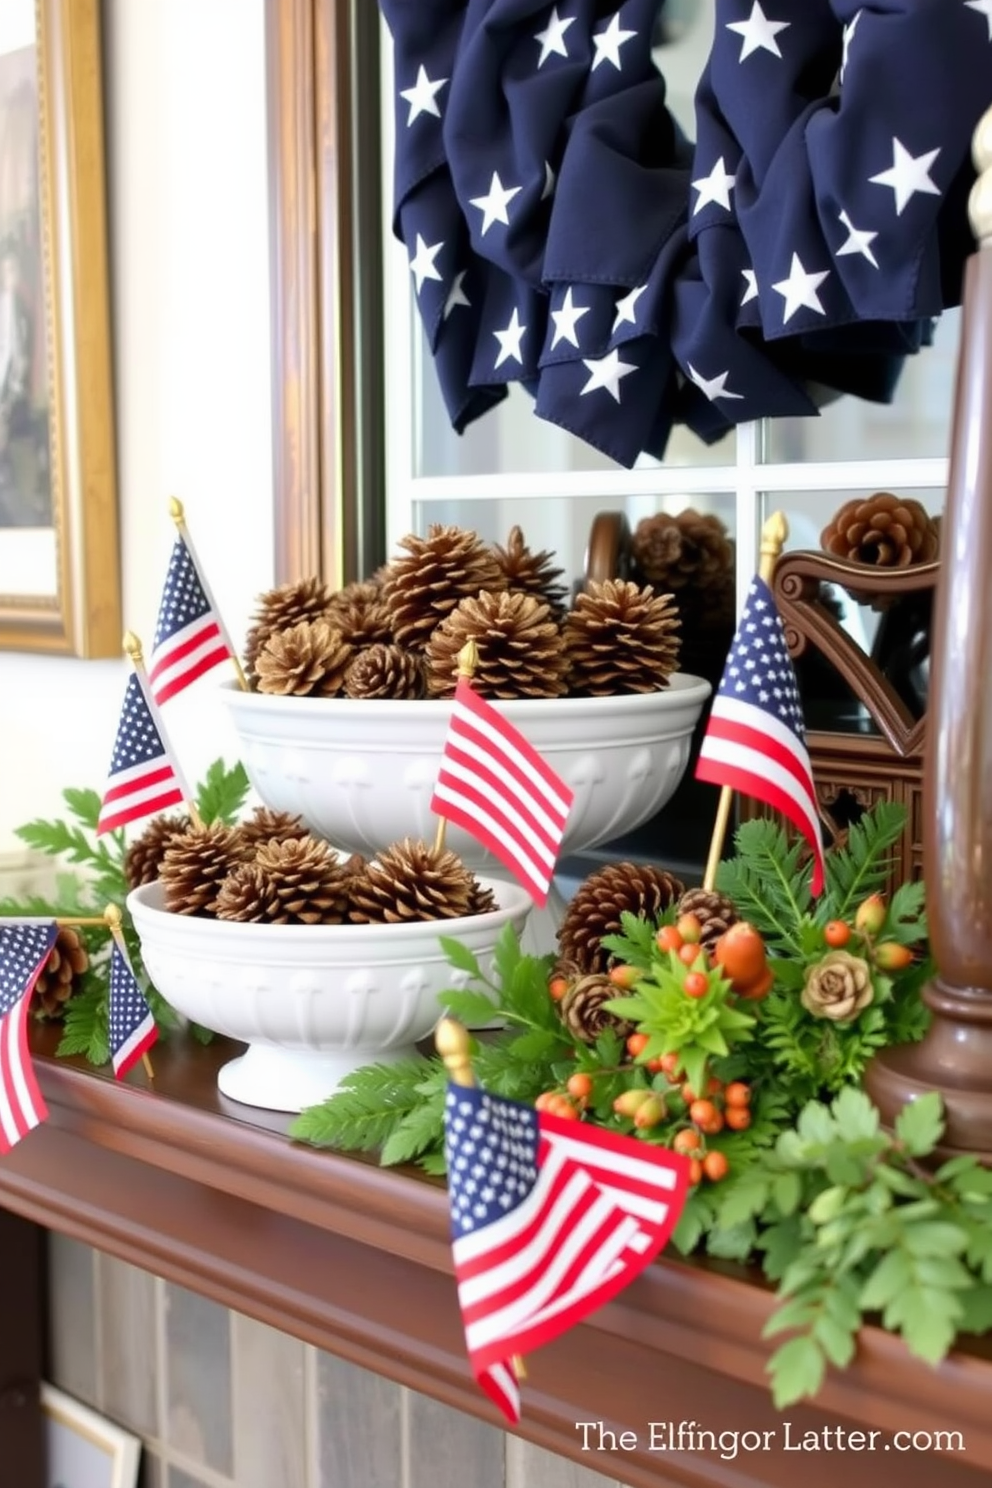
[0,0,274,852]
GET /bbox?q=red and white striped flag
[0,922,58,1153]
[97,672,192,836]
[430,678,574,905]
[148,532,237,705]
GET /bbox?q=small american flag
[148,533,235,705]
[108,938,157,1078]
[695,574,826,895]
[97,673,192,836]
[430,677,574,905]
[0,922,57,1153]
[445,1084,689,1423]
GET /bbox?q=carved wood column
[865,109,992,1155]
[0,1209,45,1488]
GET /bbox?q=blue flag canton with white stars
[109,675,168,776]
[720,576,806,741]
[153,538,211,648]
[109,943,150,1050]
[444,1086,539,1238]
[0,923,57,1016]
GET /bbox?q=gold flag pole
[701,511,789,890]
[169,497,250,692]
[123,631,203,829]
[435,1016,528,1384]
[433,640,480,854]
[103,903,155,1081]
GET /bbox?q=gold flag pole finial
[103,904,155,1081]
[122,632,203,829]
[168,496,185,527]
[702,511,790,890]
[433,643,480,854]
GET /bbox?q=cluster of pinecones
[628,508,736,686]
[243,524,682,701]
[125,808,497,926]
[550,861,739,1045]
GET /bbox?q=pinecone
[160,822,252,917]
[821,493,940,568]
[676,887,740,955]
[426,590,569,699]
[558,862,686,975]
[343,643,425,699]
[124,813,194,889]
[348,839,477,923]
[492,525,569,621]
[563,580,681,696]
[33,927,89,1021]
[469,879,499,916]
[631,510,734,593]
[254,619,353,697]
[559,974,634,1045]
[218,837,349,924]
[236,806,310,853]
[325,581,394,647]
[244,577,333,683]
[382,524,508,652]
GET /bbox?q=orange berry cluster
[644,912,773,1002]
[823,893,914,970]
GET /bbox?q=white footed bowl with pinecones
[223,525,712,924]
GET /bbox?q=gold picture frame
[0,0,120,656]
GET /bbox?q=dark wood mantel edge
[4,1042,992,1479]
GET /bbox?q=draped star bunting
[772,254,830,323]
[591,13,636,71]
[692,157,736,216]
[868,138,942,216]
[580,350,636,401]
[725,2,790,61]
[688,365,744,403]
[534,7,575,67]
[400,65,448,126]
[409,235,443,292]
[470,172,522,234]
[550,288,589,350]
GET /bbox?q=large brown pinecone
[559,974,634,1045]
[349,839,477,923]
[160,822,252,917]
[631,510,734,593]
[325,581,394,647]
[492,525,570,621]
[33,927,89,1020]
[244,577,333,683]
[217,837,350,924]
[236,805,310,853]
[254,619,353,697]
[821,493,940,568]
[558,862,686,975]
[562,580,681,696]
[676,888,739,955]
[382,525,508,652]
[344,643,425,699]
[426,590,569,699]
[124,813,194,890]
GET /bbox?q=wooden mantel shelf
[2,1031,990,1488]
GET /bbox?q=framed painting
[41,1384,141,1488]
[0,0,120,655]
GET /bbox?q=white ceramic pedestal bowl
[220,675,711,889]
[127,879,531,1114]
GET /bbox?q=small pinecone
[492,525,569,621]
[631,510,734,593]
[160,822,252,917]
[558,862,686,975]
[33,927,89,1021]
[236,806,310,853]
[821,493,940,568]
[124,812,194,889]
[343,643,425,699]
[244,577,333,682]
[563,580,681,696]
[325,581,394,647]
[426,590,569,699]
[218,837,349,924]
[382,524,508,652]
[349,839,477,923]
[255,619,353,697]
[676,888,739,955]
[559,974,634,1045]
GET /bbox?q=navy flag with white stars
[444,1083,689,1424]
[0,921,57,1153]
[696,574,827,894]
[108,939,157,1079]
[148,534,235,706]
[381,0,992,467]
[97,672,192,837]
